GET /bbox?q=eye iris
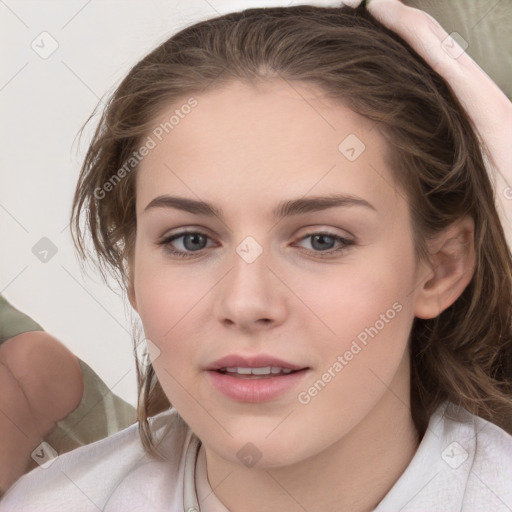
[311,234,335,251]
[184,233,207,251]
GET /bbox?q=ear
[414,215,475,319]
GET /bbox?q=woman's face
[129,79,429,467]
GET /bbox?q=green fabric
[0,295,44,344]
[404,0,512,100]
[44,359,137,453]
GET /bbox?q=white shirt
[1,401,511,511]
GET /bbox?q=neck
[201,354,420,512]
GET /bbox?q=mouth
[205,353,308,373]
[204,354,310,401]
[214,367,308,379]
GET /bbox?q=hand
[0,331,84,493]
[367,0,512,245]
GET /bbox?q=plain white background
[0,0,340,407]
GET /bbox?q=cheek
[301,248,415,343]
[133,266,203,405]
[293,256,416,435]
[133,242,208,341]
[304,241,417,386]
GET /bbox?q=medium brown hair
[70,1,512,458]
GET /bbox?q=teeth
[223,366,294,375]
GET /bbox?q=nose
[213,244,288,333]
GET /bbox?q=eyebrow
[143,193,377,219]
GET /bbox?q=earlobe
[414,216,475,320]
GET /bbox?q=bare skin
[0,331,84,494]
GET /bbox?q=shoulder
[442,403,512,510]
[375,401,512,512]
[442,403,512,466]
[463,411,512,509]
[0,408,192,512]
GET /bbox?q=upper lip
[205,354,308,371]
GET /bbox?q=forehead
[135,79,404,219]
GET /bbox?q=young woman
[1,1,511,510]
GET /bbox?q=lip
[206,368,310,403]
[205,353,307,371]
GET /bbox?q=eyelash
[157,230,355,259]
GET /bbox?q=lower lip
[206,369,309,403]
